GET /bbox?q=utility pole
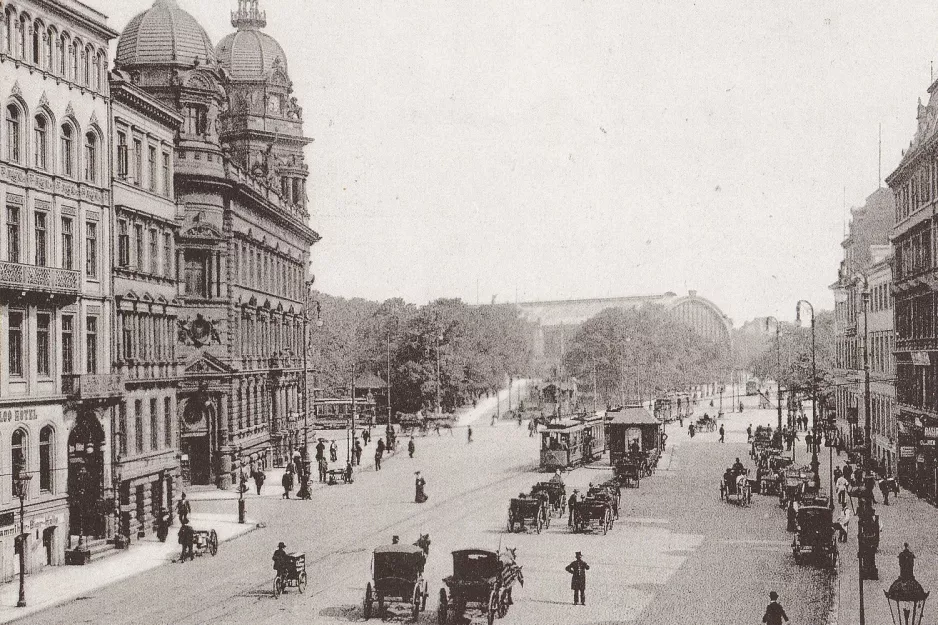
[436,336,442,415]
[592,360,598,414]
[387,330,392,427]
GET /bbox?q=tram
[539,413,607,471]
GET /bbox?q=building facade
[0,0,119,578]
[830,188,897,478]
[887,78,938,502]
[113,0,319,490]
[109,72,182,542]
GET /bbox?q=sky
[86,0,938,326]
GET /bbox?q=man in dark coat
[316,439,326,461]
[568,491,579,528]
[565,552,589,605]
[175,493,191,524]
[281,471,294,499]
[178,519,194,562]
[375,438,385,470]
[762,591,789,625]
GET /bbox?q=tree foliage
[746,310,834,399]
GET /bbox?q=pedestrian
[719,424,725,443]
[375,445,383,471]
[843,464,853,484]
[408,436,416,458]
[281,470,294,499]
[178,519,194,562]
[316,439,325,462]
[318,456,328,483]
[567,490,579,528]
[880,475,892,505]
[834,504,851,542]
[565,552,590,605]
[467,426,473,443]
[175,493,191,524]
[414,471,428,503]
[329,440,338,463]
[762,591,789,625]
[833,466,842,483]
[251,466,266,495]
[273,542,289,578]
[292,447,301,468]
[362,428,370,446]
[354,439,363,466]
[836,473,849,506]
[747,424,753,442]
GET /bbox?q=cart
[439,549,519,625]
[192,529,218,557]
[572,498,612,534]
[363,544,428,621]
[530,481,566,517]
[274,552,308,597]
[792,505,837,567]
[507,497,547,533]
[614,461,641,488]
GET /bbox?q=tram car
[539,413,606,471]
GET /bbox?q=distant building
[0,0,118,579]
[829,188,896,476]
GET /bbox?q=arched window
[3,9,13,55]
[11,429,27,495]
[61,123,75,177]
[58,33,68,76]
[96,51,106,93]
[31,19,41,64]
[83,131,97,182]
[82,44,91,86]
[6,104,22,163]
[17,13,27,59]
[44,26,54,71]
[70,39,79,81]
[34,114,48,170]
[39,426,53,493]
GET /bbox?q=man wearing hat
[565,551,590,605]
[762,591,789,625]
[568,490,579,528]
[415,471,428,503]
[273,542,289,578]
[177,519,194,562]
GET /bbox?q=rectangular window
[119,403,128,455]
[163,232,173,278]
[85,315,97,373]
[85,221,97,278]
[150,398,159,450]
[133,139,142,186]
[34,211,47,266]
[134,400,143,454]
[117,132,128,178]
[6,206,20,263]
[149,229,158,274]
[62,315,74,374]
[36,312,50,376]
[118,219,129,267]
[62,217,73,270]
[164,397,172,448]
[132,223,143,269]
[122,313,133,360]
[162,152,171,197]
[39,429,52,493]
[8,310,23,376]
[148,146,157,192]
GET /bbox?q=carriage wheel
[297,571,307,594]
[487,589,498,625]
[421,584,428,611]
[363,583,373,619]
[544,511,551,529]
[507,514,514,533]
[437,589,448,625]
[208,530,218,556]
[273,575,283,598]
[412,587,422,622]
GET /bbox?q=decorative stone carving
[177,314,221,347]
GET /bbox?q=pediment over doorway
[184,352,235,375]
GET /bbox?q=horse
[496,547,524,609]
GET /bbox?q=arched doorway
[68,414,105,539]
[180,397,214,486]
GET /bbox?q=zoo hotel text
[0,408,39,423]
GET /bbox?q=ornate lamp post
[299,277,321,499]
[796,300,820,490]
[13,462,32,608]
[885,544,929,625]
[765,316,784,432]
[237,445,246,523]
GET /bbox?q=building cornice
[110,77,184,131]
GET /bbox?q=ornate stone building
[114,0,319,491]
[0,0,119,577]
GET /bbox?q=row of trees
[562,305,731,405]
[308,294,533,414]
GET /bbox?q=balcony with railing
[0,261,80,297]
[62,374,124,400]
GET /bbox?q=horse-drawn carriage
[779,468,813,508]
[754,452,792,495]
[587,482,620,521]
[530,481,566,518]
[363,544,429,621]
[750,425,778,459]
[274,552,307,597]
[792,505,837,567]
[438,549,523,625]
[720,467,752,506]
[614,460,642,488]
[696,414,717,433]
[507,496,548,533]
[571,494,614,534]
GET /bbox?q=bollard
[238,498,246,524]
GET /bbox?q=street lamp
[765,316,784,433]
[13,462,31,608]
[796,300,820,491]
[299,277,322,499]
[856,274,873,464]
[885,544,929,625]
[237,445,245,523]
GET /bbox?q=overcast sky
[88,0,938,325]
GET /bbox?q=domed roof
[216,28,288,80]
[116,0,215,69]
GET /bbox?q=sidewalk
[0,512,258,624]
[827,462,938,625]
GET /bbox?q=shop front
[897,415,918,491]
[916,420,938,504]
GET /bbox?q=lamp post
[13,463,31,608]
[299,278,321,498]
[237,445,245,523]
[796,300,820,490]
[859,277,873,464]
[765,317,784,432]
[885,543,929,625]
